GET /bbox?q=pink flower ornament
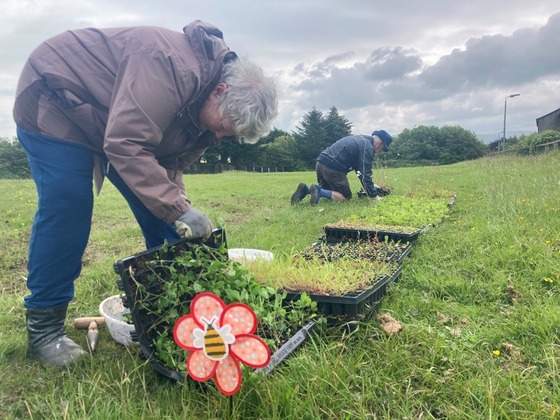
[173,292,271,395]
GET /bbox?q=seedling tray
[114,229,227,381]
[283,265,402,322]
[324,226,421,244]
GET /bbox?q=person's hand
[174,208,213,240]
[371,195,383,203]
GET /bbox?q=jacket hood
[183,20,229,64]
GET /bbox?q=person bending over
[13,21,278,366]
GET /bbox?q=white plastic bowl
[228,248,274,263]
[99,295,136,346]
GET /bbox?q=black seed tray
[324,226,421,244]
[113,228,227,382]
[283,265,402,322]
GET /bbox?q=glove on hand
[174,207,213,240]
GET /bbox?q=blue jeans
[17,128,180,308]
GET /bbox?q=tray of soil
[301,237,413,264]
[113,228,319,382]
[323,222,421,243]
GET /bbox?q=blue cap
[372,130,393,151]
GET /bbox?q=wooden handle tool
[73,317,106,329]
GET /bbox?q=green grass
[1,155,560,418]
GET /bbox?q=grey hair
[218,59,278,144]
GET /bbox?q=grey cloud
[291,64,371,109]
[363,47,423,81]
[1,0,559,138]
[288,12,560,113]
[291,47,423,108]
[419,13,560,92]
[377,79,449,103]
[323,52,356,66]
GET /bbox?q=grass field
[1,154,559,419]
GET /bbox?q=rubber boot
[26,305,88,366]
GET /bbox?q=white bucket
[228,248,274,263]
[99,295,136,346]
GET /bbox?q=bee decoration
[173,292,271,396]
[193,316,235,361]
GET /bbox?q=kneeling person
[291,130,393,206]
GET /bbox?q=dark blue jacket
[316,135,378,197]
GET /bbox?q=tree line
[2,106,560,178]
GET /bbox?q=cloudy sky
[1,1,559,142]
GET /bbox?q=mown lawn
[1,154,559,419]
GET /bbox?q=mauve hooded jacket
[13,21,236,223]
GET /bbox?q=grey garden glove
[173,208,213,240]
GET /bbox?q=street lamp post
[502,93,520,151]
